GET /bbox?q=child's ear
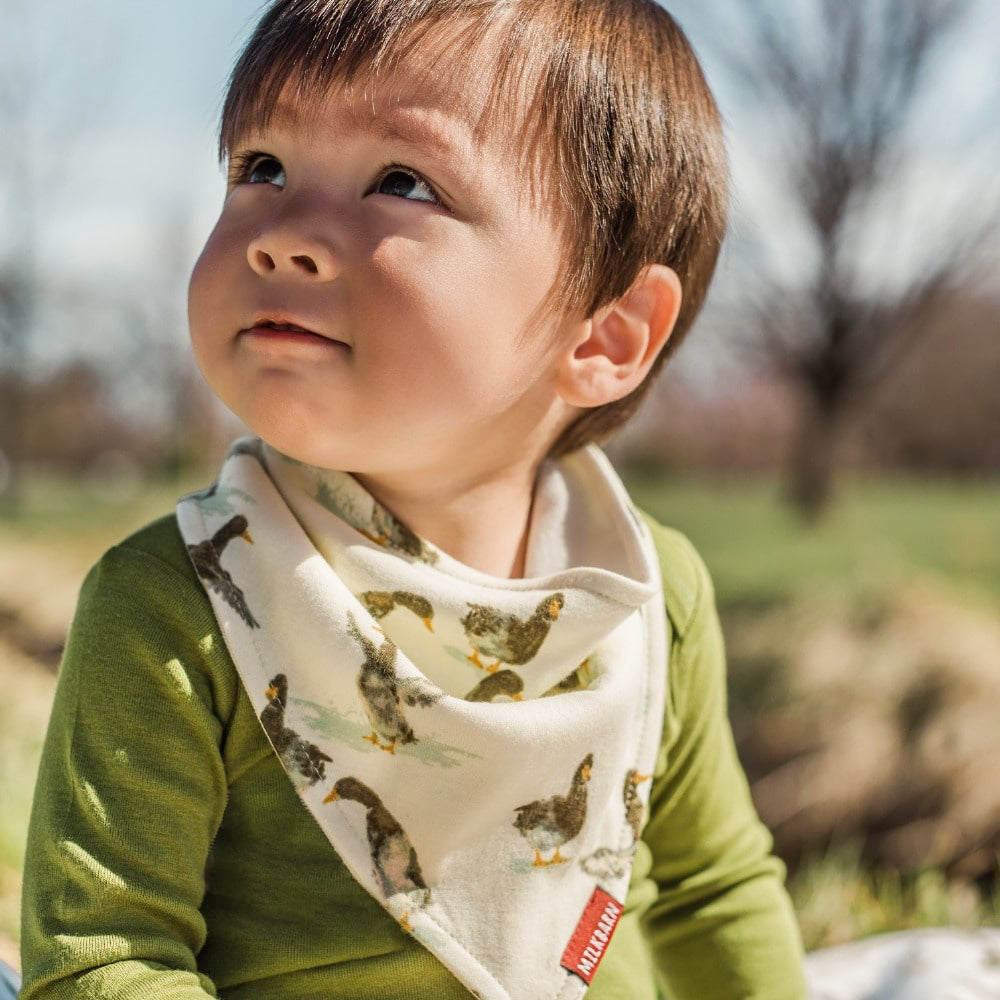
[557,264,682,408]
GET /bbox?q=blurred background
[1,0,998,969]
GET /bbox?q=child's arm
[639,522,809,999]
[19,522,235,999]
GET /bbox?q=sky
[4,1,265,279]
[2,0,997,378]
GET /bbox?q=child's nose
[246,221,339,280]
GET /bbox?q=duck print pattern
[623,768,652,844]
[349,612,442,754]
[187,515,260,628]
[259,674,333,787]
[312,475,439,564]
[542,659,592,698]
[464,669,524,702]
[324,776,431,932]
[514,754,593,867]
[361,590,435,633]
[462,593,564,673]
[578,768,654,883]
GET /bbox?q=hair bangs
[218,0,544,161]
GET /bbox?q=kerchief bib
[176,438,667,1000]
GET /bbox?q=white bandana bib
[176,439,667,1000]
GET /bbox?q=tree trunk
[786,392,843,521]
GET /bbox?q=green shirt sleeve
[19,519,237,1000]
[638,519,808,1000]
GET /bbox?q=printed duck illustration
[514,752,593,867]
[260,674,333,787]
[362,505,437,563]
[324,776,430,931]
[349,613,441,754]
[464,669,524,703]
[623,769,652,843]
[187,514,260,628]
[361,590,435,633]
[543,658,593,698]
[461,592,564,672]
[579,769,653,881]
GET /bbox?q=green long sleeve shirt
[19,514,806,999]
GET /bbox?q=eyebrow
[266,100,304,133]
[258,97,472,167]
[375,115,465,162]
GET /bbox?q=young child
[19,1,808,997]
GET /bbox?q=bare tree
[0,7,40,508]
[681,0,999,516]
[0,3,117,509]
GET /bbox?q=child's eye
[371,167,439,204]
[230,152,286,189]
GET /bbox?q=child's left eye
[247,156,286,187]
[228,152,286,189]
[372,167,439,204]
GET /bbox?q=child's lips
[240,317,348,350]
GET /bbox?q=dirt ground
[727,582,1000,881]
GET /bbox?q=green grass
[626,469,1000,949]
[0,471,206,554]
[8,467,999,607]
[791,842,1000,950]
[0,666,52,945]
[624,471,1000,609]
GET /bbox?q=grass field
[2,469,998,962]
[624,471,1000,609]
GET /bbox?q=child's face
[189,37,585,493]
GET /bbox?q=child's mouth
[241,318,347,352]
[261,320,309,332]
[254,320,318,336]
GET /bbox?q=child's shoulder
[76,513,203,627]
[636,510,716,641]
[97,512,196,584]
[70,513,237,696]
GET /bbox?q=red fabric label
[560,887,624,984]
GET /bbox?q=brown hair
[219,0,728,455]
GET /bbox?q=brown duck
[461,593,564,672]
[363,506,437,563]
[360,591,435,632]
[465,669,524,702]
[349,613,440,754]
[542,658,593,698]
[623,769,652,843]
[187,514,259,628]
[324,776,430,930]
[349,613,413,753]
[260,674,332,787]
[514,753,593,867]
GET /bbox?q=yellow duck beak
[323,788,340,804]
[422,617,434,633]
[242,529,255,544]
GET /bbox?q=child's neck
[356,466,538,579]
